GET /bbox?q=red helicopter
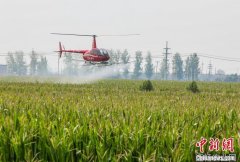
[51,33,139,65]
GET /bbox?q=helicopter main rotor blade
[51,33,96,37]
[98,34,140,37]
[51,33,140,37]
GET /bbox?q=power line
[197,54,240,62]
[0,51,57,56]
[198,53,240,60]
[181,53,240,62]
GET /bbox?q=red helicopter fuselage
[56,35,110,63]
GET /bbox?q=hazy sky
[0,0,240,73]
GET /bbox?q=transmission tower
[208,61,213,75]
[163,41,171,80]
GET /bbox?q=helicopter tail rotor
[58,42,63,58]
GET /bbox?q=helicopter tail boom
[55,42,88,57]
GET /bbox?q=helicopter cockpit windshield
[99,49,109,56]
[91,49,101,55]
[90,48,109,56]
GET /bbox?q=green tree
[114,50,122,78]
[15,51,27,75]
[160,58,169,80]
[185,53,200,80]
[29,50,38,75]
[64,53,74,75]
[187,81,200,93]
[121,49,130,64]
[108,49,120,64]
[72,54,80,75]
[121,49,130,78]
[172,53,183,80]
[37,56,48,75]
[140,80,154,91]
[115,50,121,64]
[145,51,154,79]
[224,73,239,82]
[133,51,143,79]
[185,57,190,80]
[108,49,115,64]
[6,52,17,74]
[63,53,79,75]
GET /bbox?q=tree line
[5,49,200,80]
[106,50,200,80]
[3,49,222,81]
[6,51,48,76]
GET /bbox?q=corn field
[0,78,239,161]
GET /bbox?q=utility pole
[163,41,171,80]
[208,61,213,76]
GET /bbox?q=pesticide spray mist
[55,63,129,84]
[15,63,130,84]
[1,63,130,84]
